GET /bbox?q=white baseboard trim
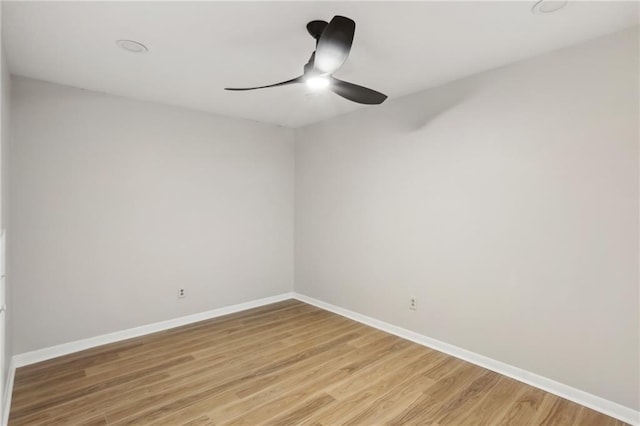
[1,293,288,425]
[293,292,639,426]
[4,291,637,426]
[11,292,294,369]
[3,292,294,425]
[2,358,15,426]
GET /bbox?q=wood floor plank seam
[104,331,364,424]
[11,316,360,422]
[211,338,416,425]
[11,306,335,407]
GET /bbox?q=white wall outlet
[178,288,186,298]
[409,296,417,310]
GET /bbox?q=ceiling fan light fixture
[305,76,331,91]
[225,16,386,105]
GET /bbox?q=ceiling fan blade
[225,76,303,91]
[314,16,355,74]
[330,78,387,105]
[303,52,316,75]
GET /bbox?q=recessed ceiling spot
[116,39,148,54]
[532,0,568,14]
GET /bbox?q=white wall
[7,24,638,417]
[295,28,639,410]
[0,19,11,415]
[10,77,294,353]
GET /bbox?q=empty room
[0,0,637,425]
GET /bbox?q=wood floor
[9,300,627,425]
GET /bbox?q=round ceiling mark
[532,0,568,14]
[116,39,148,54]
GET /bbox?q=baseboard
[11,292,295,369]
[293,292,639,426]
[3,292,294,425]
[5,291,637,426]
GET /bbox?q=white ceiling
[3,1,638,128]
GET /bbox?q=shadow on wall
[393,80,477,132]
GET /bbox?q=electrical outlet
[409,296,417,310]
[178,288,186,298]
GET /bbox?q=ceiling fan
[225,16,387,105]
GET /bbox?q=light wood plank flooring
[9,300,627,425]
